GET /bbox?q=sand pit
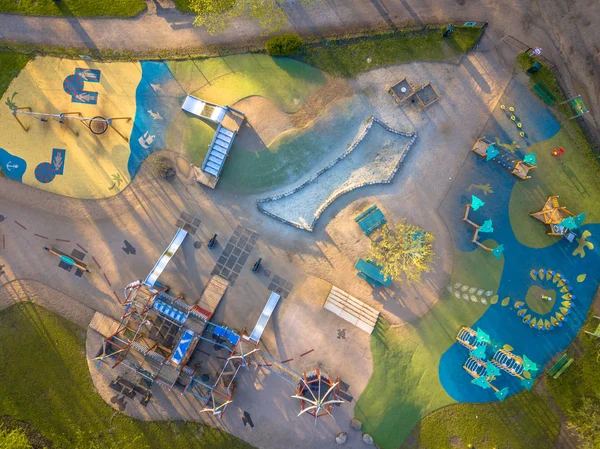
[257,118,416,231]
[234,78,354,152]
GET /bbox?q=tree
[190,0,316,35]
[369,220,435,284]
[265,34,303,56]
[148,154,176,179]
[0,426,32,449]
[567,396,600,449]
[190,0,285,35]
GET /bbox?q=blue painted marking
[34,162,56,184]
[63,69,101,105]
[0,148,27,182]
[75,68,101,83]
[127,61,183,178]
[51,148,66,175]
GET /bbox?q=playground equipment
[293,368,344,423]
[182,95,245,189]
[462,196,504,259]
[462,356,509,401]
[43,246,90,273]
[388,78,440,109]
[354,205,387,236]
[243,291,281,344]
[207,234,217,249]
[456,326,538,396]
[561,95,589,120]
[96,216,349,420]
[252,258,262,273]
[499,105,529,138]
[518,268,574,330]
[144,228,188,288]
[471,137,536,179]
[11,108,132,142]
[530,196,585,241]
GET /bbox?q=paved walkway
[0,0,598,126]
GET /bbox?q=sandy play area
[258,118,416,231]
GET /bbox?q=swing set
[11,107,132,142]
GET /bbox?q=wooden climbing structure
[471,137,536,179]
[530,196,582,240]
[463,203,493,252]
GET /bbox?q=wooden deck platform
[89,312,120,337]
[324,286,380,334]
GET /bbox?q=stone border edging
[256,117,417,231]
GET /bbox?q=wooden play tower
[530,196,577,237]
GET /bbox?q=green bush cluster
[265,34,304,56]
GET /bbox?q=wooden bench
[584,316,600,337]
[546,353,568,377]
[553,358,574,379]
[533,82,557,106]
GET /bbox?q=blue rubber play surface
[437,79,600,403]
[0,148,26,182]
[128,61,186,177]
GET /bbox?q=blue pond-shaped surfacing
[482,79,561,150]
[439,223,600,402]
[437,80,598,402]
[128,61,185,177]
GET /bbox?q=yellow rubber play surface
[0,57,139,199]
[0,55,329,199]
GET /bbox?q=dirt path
[0,0,598,130]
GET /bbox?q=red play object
[552,148,565,157]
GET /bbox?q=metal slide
[181,95,226,124]
[144,228,188,288]
[245,291,281,343]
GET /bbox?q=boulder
[336,432,347,445]
[362,433,374,445]
[350,418,363,431]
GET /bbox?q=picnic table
[355,205,387,236]
[355,258,391,287]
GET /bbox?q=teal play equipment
[456,326,539,400]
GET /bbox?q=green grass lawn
[402,389,560,449]
[546,328,600,416]
[355,243,504,449]
[296,26,483,77]
[509,127,600,248]
[0,302,254,449]
[525,284,557,314]
[0,51,31,100]
[0,0,145,17]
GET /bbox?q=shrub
[149,155,176,179]
[265,33,303,56]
